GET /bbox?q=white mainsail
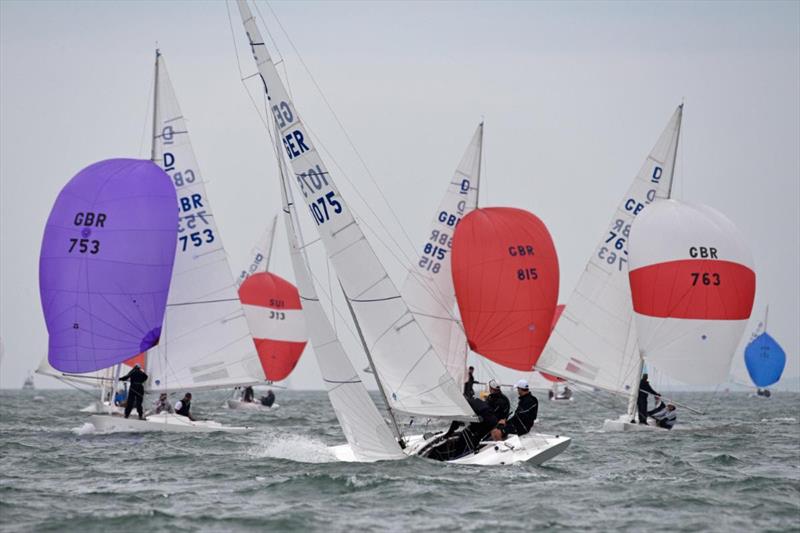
[400,124,482,385]
[237,0,473,419]
[146,50,264,393]
[237,214,278,286]
[276,144,404,460]
[534,105,683,396]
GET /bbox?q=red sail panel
[452,207,559,371]
[123,353,146,371]
[239,272,307,382]
[629,259,755,320]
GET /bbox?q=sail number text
[417,179,472,275]
[310,191,343,225]
[691,272,721,286]
[68,211,105,254]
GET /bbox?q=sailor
[637,373,659,424]
[153,393,173,414]
[648,400,677,429]
[242,385,255,403]
[174,392,196,421]
[492,379,538,440]
[113,386,127,407]
[119,364,148,420]
[260,390,275,407]
[463,366,477,398]
[486,380,510,421]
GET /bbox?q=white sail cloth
[146,52,264,393]
[533,105,683,395]
[237,214,278,287]
[400,124,481,386]
[237,0,473,419]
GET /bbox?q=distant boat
[22,372,35,390]
[745,307,786,398]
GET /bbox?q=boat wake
[71,422,97,435]
[247,433,338,464]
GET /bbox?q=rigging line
[166,297,241,307]
[138,63,155,159]
[253,1,294,99]
[260,0,420,261]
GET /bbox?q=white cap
[488,379,500,390]
[515,379,529,390]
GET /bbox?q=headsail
[145,50,264,392]
[39,159,177,373]
[237,0,473,419]
[533,105,683,394]
[452,207,560,371]
[237,214,278,286]
[400,124,482,385]
[628,200,755,384]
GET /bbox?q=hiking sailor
[152,393,173,414]
[174,392,196,421]
[119,364,148,420]
[648,399,677,429]
[486,379,510,421]
[260,389,275,407]
[492,379,538,440]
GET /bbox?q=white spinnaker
[276,136,404,461]
[146,51,264,393]
[628,200,755,384]
[237,0,473,419]
[237,214,278,286]
[533,105,683,395]
[400,124,481,385]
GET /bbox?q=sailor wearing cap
[485,379,510,421]
[491,379,538,440]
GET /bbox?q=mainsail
[39,159,177,373]
[533,105,683,395]
[452,207,560,371]
[237,214,278,286]
[146,50,264,392]
[628,200,756,384]
[399,123,482,385]
[237,0,473,419]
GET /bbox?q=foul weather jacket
[504,393,538,436]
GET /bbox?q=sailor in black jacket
[486,380,510,421]
[119,364,148,420]
[637,373,659,424]
[494,379,538,439]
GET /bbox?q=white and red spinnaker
[238,272,308,382]
[628,200,756,384]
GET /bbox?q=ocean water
[0,389,798,532]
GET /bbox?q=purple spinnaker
[39,159,178,373]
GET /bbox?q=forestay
[237,214,278,286]
[237,0,473,419]
[276,137,404,461]
[534,105,683,395]
[400,124,482,385]
[146,51,264,392]
[628,200,755,384]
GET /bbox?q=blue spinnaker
[744,332,786,387]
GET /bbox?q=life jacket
[176,399,191,416]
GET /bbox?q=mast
[340,283,405,444]
[475,121,484,209]
[150,48,160,162]
[263,214,279,271]
[666,103,683,199]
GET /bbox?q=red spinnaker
[452,207,559,371]
[239,272,308,382]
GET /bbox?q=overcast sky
[1,0,798,391]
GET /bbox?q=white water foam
[71,422,97,435]
[246,433,338,463]
[760,417,797,423]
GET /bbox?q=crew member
[242,385,255,403]
[492,379,538,440]
[637,373,659,424]
[119,364,148,420]
[175,392,196,421]
[153,393,173,414]
[464,366,477,398]
[260,390,275,407]
[648,400,677,429]
[486,380,510,421]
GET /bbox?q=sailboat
[86,50,265,433]
[230,218,309,410]
[533,105,684,429]
[744,308,786,398]
[609,199,755,430]
[236,0,569,465]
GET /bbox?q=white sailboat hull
[80,401,124,414]
[87,413,252,434]
[328,432,570,466]
[226,399,279,411]
[602,414,668,432]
